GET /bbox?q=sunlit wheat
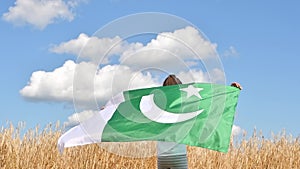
[0,123,299,169]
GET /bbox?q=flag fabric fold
[58,83,240,153]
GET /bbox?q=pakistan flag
[58,83,240,153]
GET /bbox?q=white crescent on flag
[139,94,204,123]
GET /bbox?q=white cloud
[223,46,239,57]
[50,26,218,72]
[232,125,243,137]
[119,26,218,72]
[20,60,159,106]
[64,110,97,127]
[208,68,226,83]
[50,33,143,64]
[50,33,90,55]
[20,60,75,102]
[177,68,225,84]
[177,69,209,83]
[2,0,82,29]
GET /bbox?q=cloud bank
[21,26,226,104]
[50,27,219,71]
[20,60,159,105]
[20,26,241,131]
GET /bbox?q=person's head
[163,74,182,86]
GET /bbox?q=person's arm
[231,82,242,90]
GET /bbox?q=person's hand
[231,82,242,90]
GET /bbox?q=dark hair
[163,74,182,86]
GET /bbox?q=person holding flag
[57,74,242,169]
[157,74,188,169]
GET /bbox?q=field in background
[1,123,299,169]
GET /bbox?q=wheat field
[1,123,299,169]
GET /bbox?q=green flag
[58,83,240,153]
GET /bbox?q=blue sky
[0,0,299,138]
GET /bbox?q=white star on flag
[180,85,204,99]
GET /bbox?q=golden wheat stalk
[1,123,299,169]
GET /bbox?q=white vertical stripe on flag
[58,93,125,153]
